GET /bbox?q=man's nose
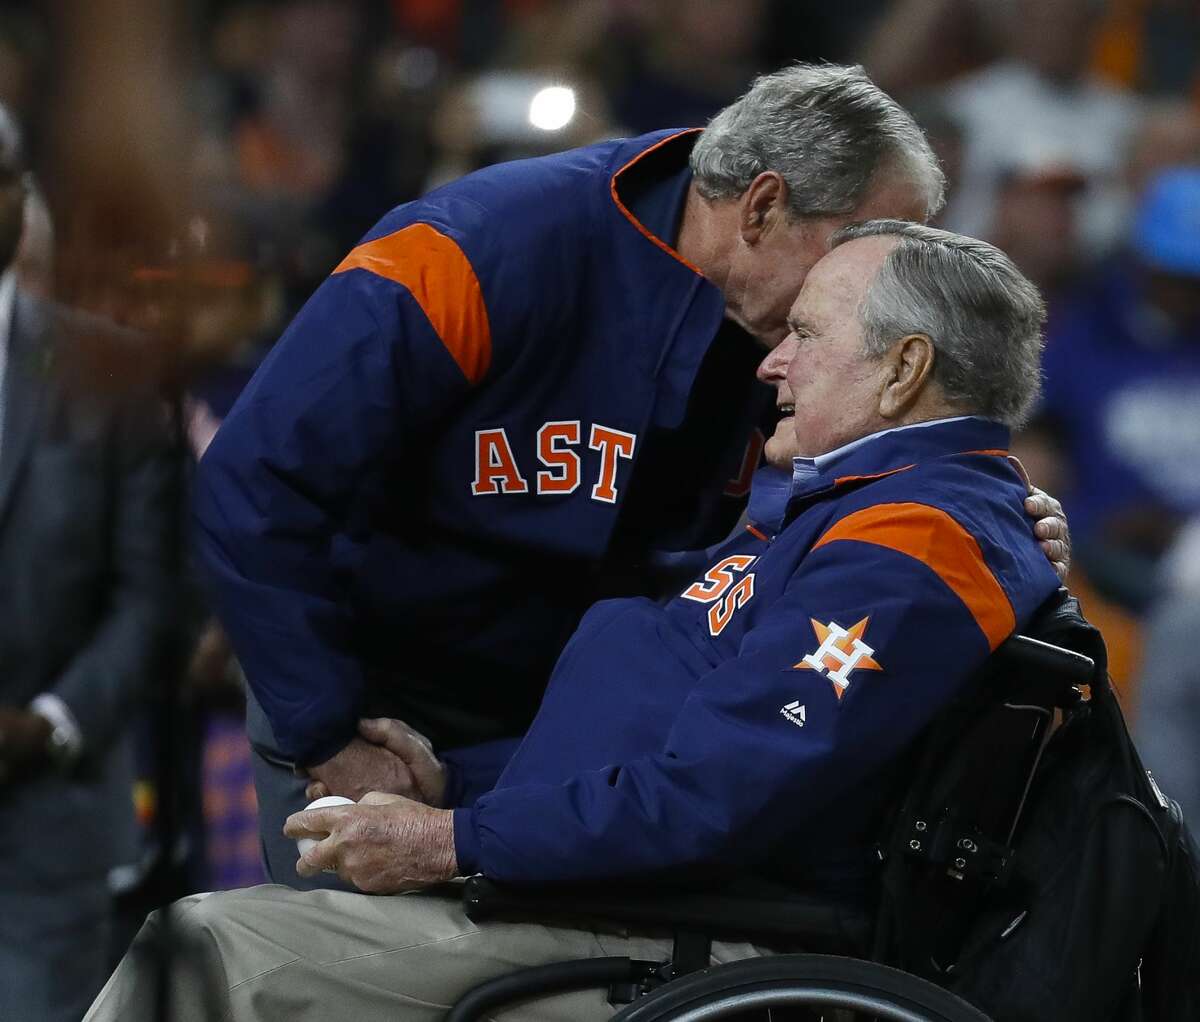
[756,336,795,382]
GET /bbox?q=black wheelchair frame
[443,615,1098,1022]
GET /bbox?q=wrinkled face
[756,236,897,466]
[726,174,928,349]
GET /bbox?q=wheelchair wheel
[610,954,990,1022]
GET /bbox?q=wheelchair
[444,594,1101,1022]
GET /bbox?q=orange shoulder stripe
[333,223,492,385]
[812,502,1016,651]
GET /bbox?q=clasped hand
[289,716,456,893]
[305,717,447,805]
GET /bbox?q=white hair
[832,220,1046,428]
[690,64,944,220]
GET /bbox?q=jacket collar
[747,417,1011,535]
[605,129,733,428]
[609,128,705,277]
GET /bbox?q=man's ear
[879,334,935,419]
[739,172,787,245]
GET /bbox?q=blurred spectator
[860,0,1198,107]
[206,1,273,124]
[173,213,283,892]
[1032,168,1200,612]
[0,105,179,1022]
[232,1,361,202]
[606,0,769,133]
[1091,0,1200,98]
[859,0,1003,96]
[497,0,613,72]
[987,153,1087,296]
[1126,100,1200,194]
[215,2,368,299]
[1098,99,1200,250]
[938,0,1142,255]
[1135,537,1200,821]
[424,71,619,191]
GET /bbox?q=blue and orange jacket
[193,130,771,766]
[449,417,1062,891]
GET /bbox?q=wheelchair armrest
[462,876,873,954]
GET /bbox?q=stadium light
[528,86,576,132]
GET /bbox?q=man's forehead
[796,235,897,314]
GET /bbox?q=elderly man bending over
[87,222,1060,1021]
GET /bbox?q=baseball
[296,794,355,859]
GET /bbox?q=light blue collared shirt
[749,416,993,537]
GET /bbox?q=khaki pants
[85,884,772,1021]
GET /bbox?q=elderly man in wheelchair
[89,221,1120,1022]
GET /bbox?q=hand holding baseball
[294,794,355,861]
[284,792,457,894]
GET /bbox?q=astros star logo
[794,617,883,700]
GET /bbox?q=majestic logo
[795,617,883,700]
[779,700,806,728]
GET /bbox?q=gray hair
[831,220,1046,428]
[690,64,944,220]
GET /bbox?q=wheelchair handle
[995,634,1096,689]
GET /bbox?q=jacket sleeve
[453,506,1018,884]
[441,737,523,808]
[50,390,179,752]
[193,218,497,766]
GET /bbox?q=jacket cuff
[291,723,359,770]
[29,692,84,762]
[453,807,481,876]
[441,758,466,809]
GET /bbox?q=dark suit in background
[0,289,179,1022]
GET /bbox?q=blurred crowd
[1,0,1199,1002]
